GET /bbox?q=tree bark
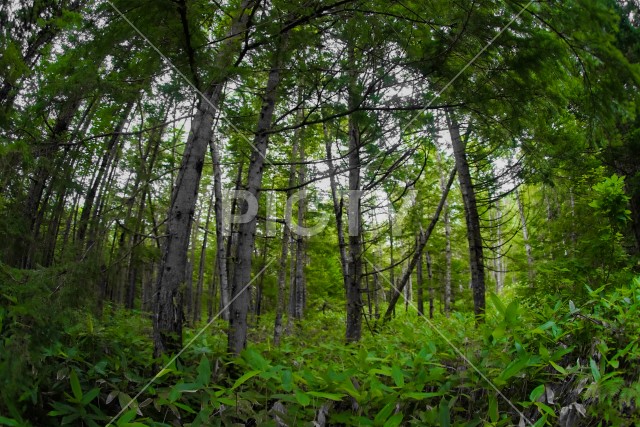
[383,167,456,322]
[426,250,434,319]
[345,43,363,343]
[274,131,300,345]
[416,236,424,316]
[323,122,348,289]
[516,188,535,282]
[154,0,255,357]
[446,109,485,320]
[193,188,214,324]
[228,33,288,355]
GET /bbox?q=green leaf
[505,301,519,324]
[489,292,506,315]
[589,358,601,382]
[116,409,137,426]
[0,416,19,426]
[70,370,83,401]
[81,388,100,405]
[499,356,529,382]
[530,385,545,401]
[281,369,293,392]
[383,413,403,427]
[374,401,395,425]
[549,361,567,375]
[488,393,498,423]
[402,391,445,399]
[391,365,404,387]
[438,399,450,427]
[231,370,261,390]
[307,391,344,401]
[196,356,211,386]
[295,389,311,406]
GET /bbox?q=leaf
[499,356,529,382]
[374,401,395,425]
[81,388,100,405]
[391,365,404,387]
[488,393,498,423]
[231,370,262,390]
[196,356,211,386]
[549,361,567,375]
[589,358,601,382]
[307,391,344,401]
[0,416,19,426]
[489,292,506,315]
[530,385,545,401]
[295,389,311,406]
[69,369,83,401]
[106,390,119,405]
[281,369,293,392]
[505,301,519,324]
[383,413,403,427]
[438,399,450,427]
[402,391,444,399]
[116,409,137,426]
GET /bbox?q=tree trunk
[76,102,134,247]
[210,139,231,320]
[323,122,349,289]
[227,33,288,356]
[293,143,307,320]
[383,168,456,322]
[274,131,300,345]
[516,188,535,282]
[193,188,214,324]
[154,86,221,355]
[416,236,424,316]
[446,109,485,320]
[426,250,434,319]
[345,43,363,343]
[154,0,255,357]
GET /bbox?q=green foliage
[589,174,631,228]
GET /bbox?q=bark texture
[446,110,485,319]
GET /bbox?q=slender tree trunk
[383,168,456,322]
[417,235,424,316]
[426,250,434,319]
[154,1,255,357]
[516,189,535,282]
[293,143,306,320]
[364,262,372,317]
[323,122,348,289]
[436,151,453,316]
[493,199,505,294]
[77,102,134,247]
[210,139,231,320]
[126,118,163,309]
[345,43,363,343]
[154,86,220,355]
[194,188,214,324]
[274,131,300,345]
[225,162,244,312]
[228,33,288,355]
[388,211,396,317]
[446,109,485,320]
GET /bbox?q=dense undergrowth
[1,264,640,426]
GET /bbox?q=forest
[1,0,640,425]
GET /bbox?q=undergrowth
[1,267,639,426]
